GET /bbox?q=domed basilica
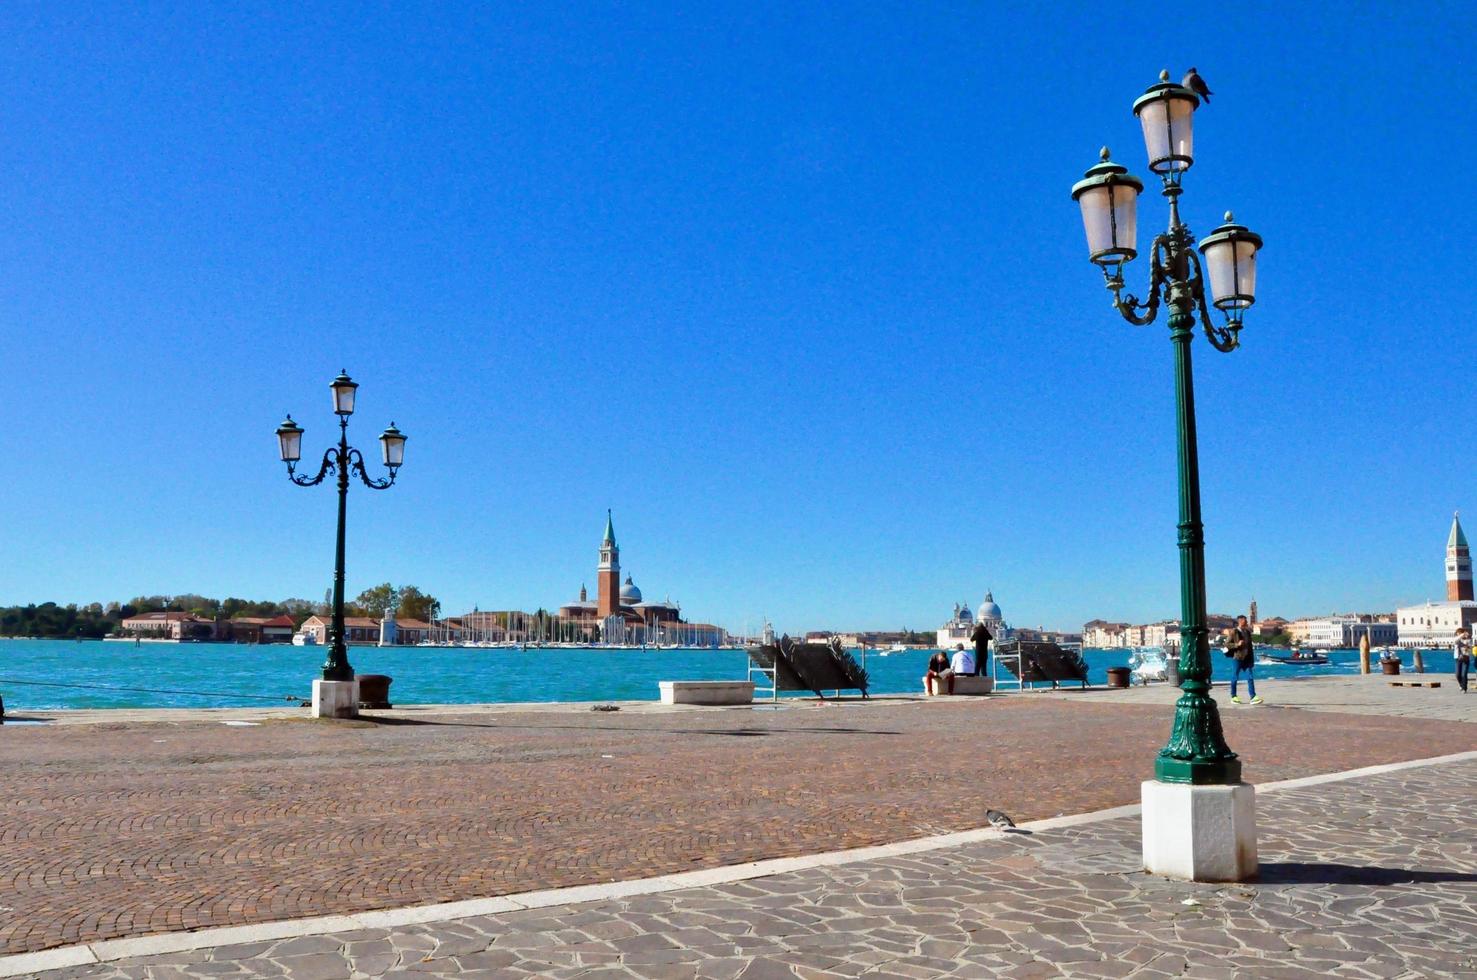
[936,590,1010,649]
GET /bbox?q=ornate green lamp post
[1072,72,1263,879]
[276,372,407,713]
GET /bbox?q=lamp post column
[325,417,354,683]
[1156,283,1239,785]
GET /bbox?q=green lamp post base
[1154,683,1241,785]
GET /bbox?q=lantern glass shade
[1071,150,1143,266]
[379,424,407,468]
[330,372,358,415]
[1134,86,1197,174]
[1199,216,1263,311]
[276,416,303,463]
[1077,182,1139,264]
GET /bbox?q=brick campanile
[1448,512,1473,602]
[597,510,621,617]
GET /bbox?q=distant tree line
[1,584,444,640]
[347,584,440,621]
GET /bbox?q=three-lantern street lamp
[276,372,407,685]
[1072,72,1263,790]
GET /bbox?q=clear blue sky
[2,3,1473,634]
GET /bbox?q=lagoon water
[0,638,1405,711]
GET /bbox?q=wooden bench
[658,680,756,705]
[1388,680,1442,688]
[924,674,995,697]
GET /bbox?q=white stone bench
[924,674,995,697]
[658,680,756,705]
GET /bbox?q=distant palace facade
[1395,513,1477,647]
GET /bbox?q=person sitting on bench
[950,643,976,680]
[924,650,954,695]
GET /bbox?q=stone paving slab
[2,692,1473,957]
[28,756,1477,978]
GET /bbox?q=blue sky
[2,3,1474,634]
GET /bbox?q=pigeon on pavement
[1183,67,1212,103]
[986,809,1016,830]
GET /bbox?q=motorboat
[1262,647,1329,665]
[291,631,318,646]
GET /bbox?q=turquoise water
[0,638,1424,711]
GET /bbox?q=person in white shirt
[950,643,976,677]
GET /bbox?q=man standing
[1454,627,1471,693]
[970,619,993,677]
[1227,614,1262,705]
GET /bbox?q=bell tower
[597,510,621,616]
[1448,512,1472,602]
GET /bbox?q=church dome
[958,603,974,623]
[620,575,643,604]
[979,591,1002,621]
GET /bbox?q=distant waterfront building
[1301,616,1398,649]
[1396,602,1477,648]
[296,615,436,646]
[1141,621,1181,649]
[119,611,296,643]
[936,591,1009,649]
[1082,619,1178,649]
[553,512,724,647]
[1396,514,1477,648]
[1253,615,1290,637]
[120,611,218,641]
[225,615,295,644]
[1082,620,1129,648]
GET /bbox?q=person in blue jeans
[1455,627,1471,693]
[1227,615,1262,704]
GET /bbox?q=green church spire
[1451,512,1468,550]
[603,509,616,546]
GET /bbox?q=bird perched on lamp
[1183,67,1212,103]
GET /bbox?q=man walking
[1455,627,1471,693]
[1227,615,1262,705]
[970,619,994,677]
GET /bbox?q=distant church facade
[556,511,726,647]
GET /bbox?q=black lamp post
[276,371,407,683]
[1072,72,1263,786]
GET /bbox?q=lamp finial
[1159,69,1169,82]
[1099,146,1111,161]
[1224,210,1234,222]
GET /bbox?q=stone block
[658,681,755,705]
[924,675,995,696]
[1142,779,1257,882]
[311,679,360,719]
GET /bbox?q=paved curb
[7,747,1477,978]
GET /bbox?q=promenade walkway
[16,753,1477,978]
[3,675,1475,977]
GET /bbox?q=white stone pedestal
[658,680,755,705]
[311,679,360,719]
[1142,779,1257,882]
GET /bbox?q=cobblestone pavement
[33,757,1477,978]
[3,696,1474,956]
